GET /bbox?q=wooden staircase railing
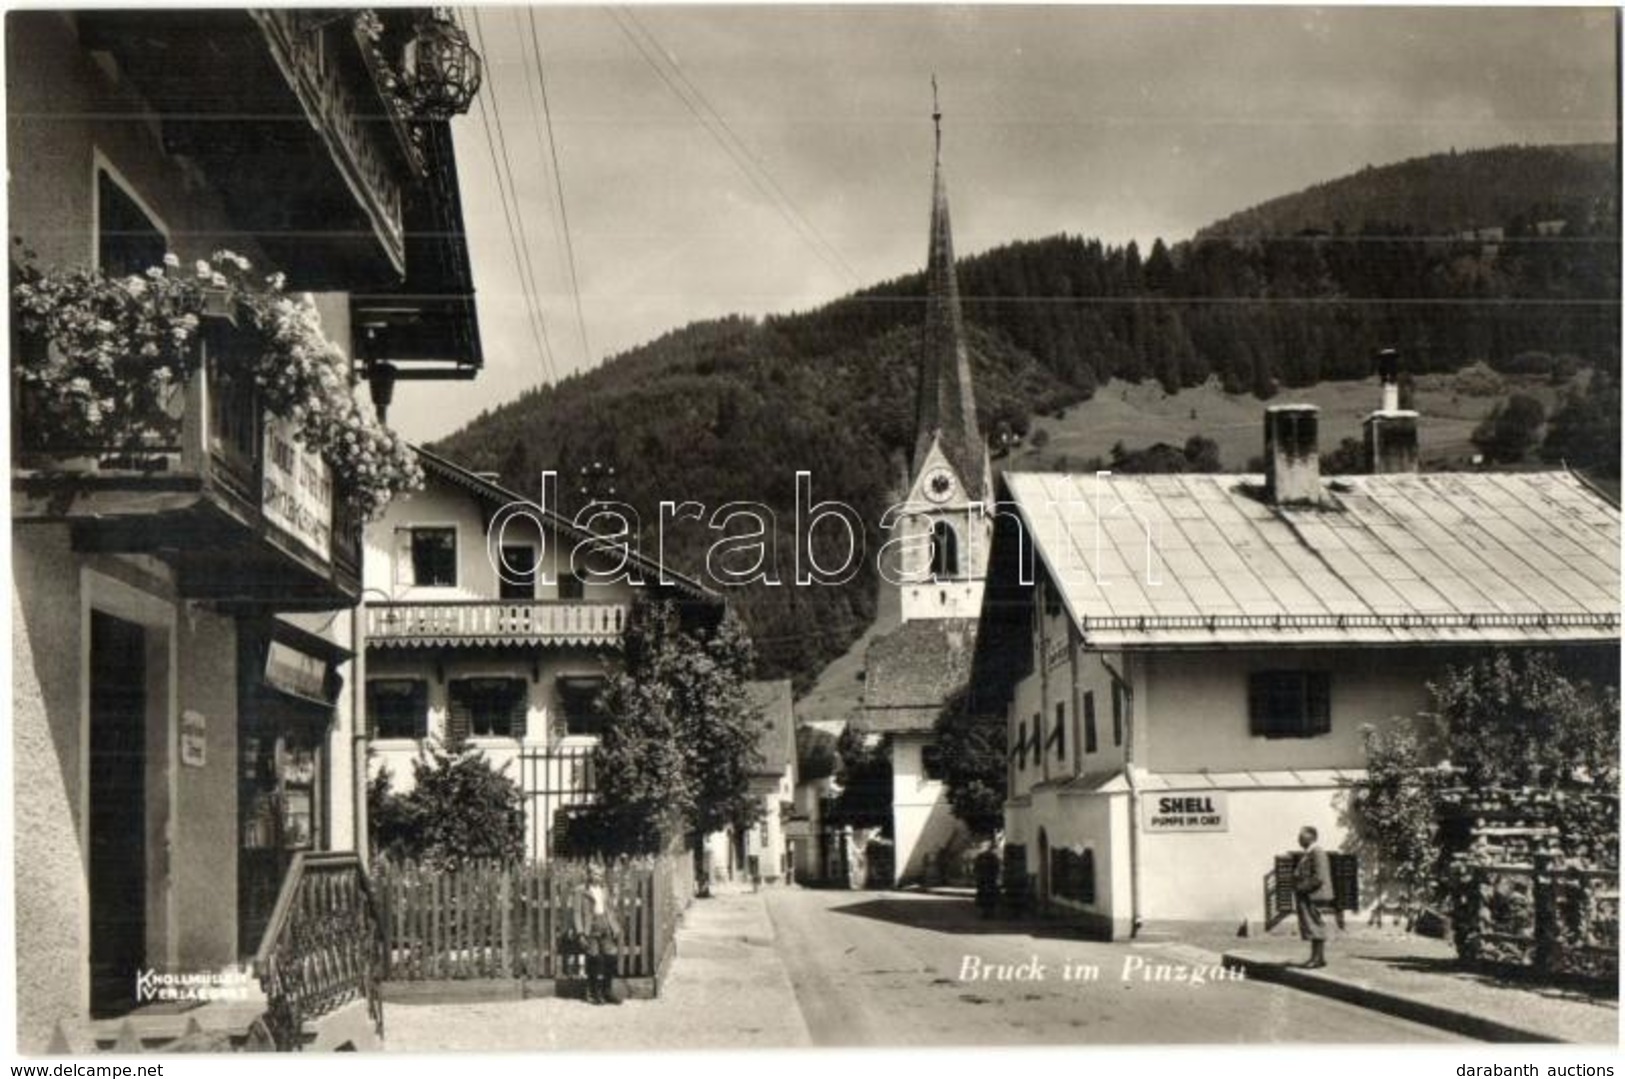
[252,851,384,1051]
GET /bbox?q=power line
[525,8,594,367]
[468,8,560,385]
[607,7,861,287]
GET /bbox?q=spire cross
[931,74,941,157]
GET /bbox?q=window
[367,679,428,740]
[447,678,527,740]
[96,168,165,277]
[408,528,457,587]
[1032,713,1042,765]
[557,570,585,600]
[1112,682,1124,747]
[921,743,945,781]
[1248,671,1332,739]
[1053,702,1066,762]
[1083,691,1098,754]
[929,521,960,579]
[556,675,608,738]
[499,545,536,600]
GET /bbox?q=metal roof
[1003,470,1620,648]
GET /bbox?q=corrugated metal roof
[1004,470,1620,648]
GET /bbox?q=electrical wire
[466,8,560,385]
[607,6,861,287]
[526,8,595,368]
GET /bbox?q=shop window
[448,677,527,740]
[1083,691,1098,754]
[556,675,609,738]
[1248,671,1332,739]
[499,544,537,600]
[367,678,428,740]
[401,527,457,587]
[1051,846,1096,906]
[96,167,165,277]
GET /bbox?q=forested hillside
[435,142,1620,688]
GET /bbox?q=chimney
[1364,348,1419,474]
[1264,404,1321,504]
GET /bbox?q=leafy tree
[1472,393,1545,463]
[1348,723,1446,918]
[829,727,892,830]
[797,725,839,782]
[934,688,1007,837]
[589,598,765,854]
[368,746,525,869]
[1542,367,1621,476]
[1182,435,1222,473]
[1321,436,1368,475]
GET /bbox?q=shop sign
[262,414,333,562]
[1144,790,1228,832]
[180,709,207,768]
[264,640,328,702]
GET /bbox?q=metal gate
[519,745,598,862]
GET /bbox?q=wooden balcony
[12,320,362,609]
[366,601,628,649]
[73,9,424,286]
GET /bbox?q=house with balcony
[9,9,484,1051]
[974,381,1620,939]
[363,448,722,862]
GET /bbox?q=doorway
[88,611,147,1017]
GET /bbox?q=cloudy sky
[387,4,1619,443]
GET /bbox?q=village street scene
[6,4,1621,1063]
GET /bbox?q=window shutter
[507,681,529,739]
[393,529,414,587]
[1083,691,1098,754]
[1248,672,1271,736]
[1305,672,1332,735]
[1053,703,1066,761]
[1112,684,1124,746]
[445,683,471,746]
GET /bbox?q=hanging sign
[180,709,207,768]
[1144,790,1228,832]
[262,415,333,562]
[264,640,329,703]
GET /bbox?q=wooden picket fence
[373,858,677,985]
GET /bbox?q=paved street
[766,887,1466,1046]
[386,886,1465,1050]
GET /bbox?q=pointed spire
[913,79,987,501]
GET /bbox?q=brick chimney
[1363,348,1419,474]
[1265,404,1322,504]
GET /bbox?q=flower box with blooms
[11,246,422,520]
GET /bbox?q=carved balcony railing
[253,851,384,1052]
[12,318,363,608]
[367,601,628,648]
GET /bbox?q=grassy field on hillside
[1008,372,1581,475]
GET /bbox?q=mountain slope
[435,141,1619,690]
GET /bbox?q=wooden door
[88,611,147,1017]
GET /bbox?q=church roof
[860,618,980,733]
[913,109,987,502]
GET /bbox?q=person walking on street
[571,863,624,1005]
[974,841,1001,919]
[1293,825,1334,969]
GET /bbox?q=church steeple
[913,78,987,502]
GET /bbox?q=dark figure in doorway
[570,863,624,1005]
[974,843,1001,919]
[1293,825,1334,968]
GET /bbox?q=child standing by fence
[570,863,624,1005]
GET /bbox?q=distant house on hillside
[974,374,1620,937]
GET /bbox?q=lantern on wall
[398,9,483,120]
